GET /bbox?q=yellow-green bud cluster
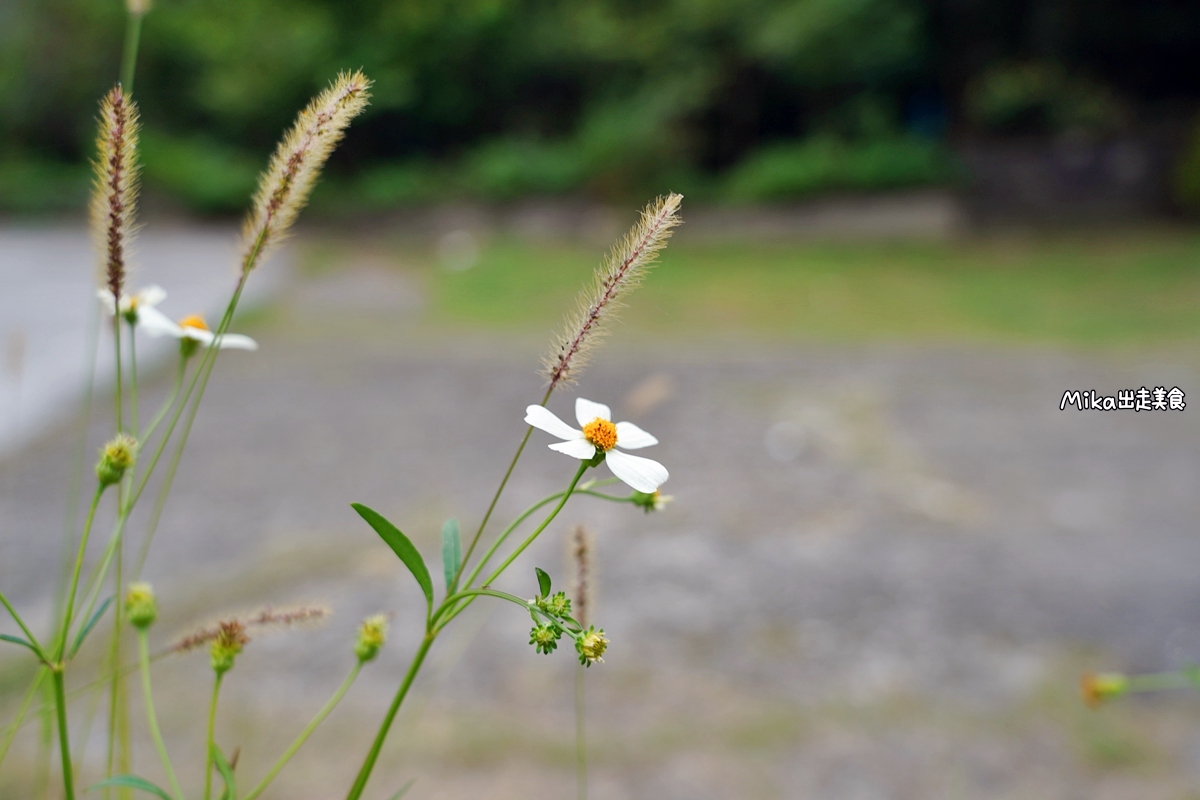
[355,615,388,662]
[125,582,158,629]
[529,624,562,655]
[1081,672,1129,707]
[577,626,608,667]
[210,621,248,675]
[95,434,137,487]
[536,591,572,618]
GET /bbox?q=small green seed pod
[125,582,158,629]
[96,433,137,487]
[355,615,388,663]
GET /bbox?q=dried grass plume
[543,193,682,389]
[171,604,330,653]
[240,70,372,274]
[90,85,140,301]
[569,524,594,628]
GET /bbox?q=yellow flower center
[582,417,617,451]
[179,314,209,331]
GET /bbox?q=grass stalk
[137,630,184,800]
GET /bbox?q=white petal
[605,448,668,493]
[213,333,258,351]
[137,285,166,307]
[182,327,215,345]
[97,289,117,315]
[549,439,597,459]
[136,305,184,338]
[525,405,583,441]
[615,421,658,449]
[575,398,612,426]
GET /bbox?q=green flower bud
[179,337,201,360]
[577,626,608,667]
[95,434,137,487]
[124,582,158,629]
[210,621,248,676]
[631,489,672,513]
[537,591,572,619]
[529,624,561,655]
[355,614,389,663]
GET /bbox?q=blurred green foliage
[2,0,941,212]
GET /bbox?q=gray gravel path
[3,247,1200,799]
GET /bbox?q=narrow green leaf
[441,517,462,592]
[352,503,433,609]
[388,778,416,800]
[88,775,174,799]
[212,743,237,800]
[69,595,113,659]
[535,567,552,598]
[0,634,40,656]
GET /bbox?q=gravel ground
[3,246,1200,799]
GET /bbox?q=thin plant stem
[0,589,43,656]
[113,315,123,433]
[204,673,223,800]
[119,11,144,94]
[59,486,105,658]
[0,668,46,769]
[141,356,185,444]
[575,664,587,800]
[453,385,553,590]
[343,634,434,800]
[128,322,139,434]
[484,462,588,587]
[243,662,363,800]
[52,669,76,800]
[104,533,124,784]
[137,630,184,800]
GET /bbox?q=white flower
[525,398,668,493]
[99,286,257,351]
[98,285,167,322]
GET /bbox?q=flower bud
[210,621,248,675]
[96,433,137,487]
[1081,672,1128,708]
[529,624,561,655]
[631,489,672,513]
[179,337,201,360]
[577,626,608,667]
[537,591,572,619]
[125,582,158,629]
[355,614,388,663]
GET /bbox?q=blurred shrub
[140,133,261,213]
[1174,115,1200,214]
[725,135,954,201]
[0,156,89,213]
[965,61,1126,135]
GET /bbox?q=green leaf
[88,775,174,799]
[388,778,416,800]
[352,503,433,610]
[212,743,237,800]
[69,596,113,659]
[441,517,462,592]
[0,633,40,656]
[535,567,552,598]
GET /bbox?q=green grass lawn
[312,226,1200,348]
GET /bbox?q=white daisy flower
[525,398,668,493]
[97,285,167,323]
[139,311,258,351]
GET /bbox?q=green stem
[137,631,184,800]
[204,673,223,800]
[1127,672,1195,692]
[119,11,144,94]
[343,635,435,800]
[128,322,139,435]
[484,462,588,587]
[0,589,44,658]
[452,385,553,591]
[141,356,185,444]
[52,669,76,800]
[59,486,105,659]
[105,532,125,784]
[113,315,123,433]
[0,668,46,770]
[244,662,362,800]
[463,488,629,592]
[575,664,587,800]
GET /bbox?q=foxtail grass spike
[570,525,594,628]
[241,71,372,275]
[172,605,330,653]
[90,86,140,302]
[543,193,683,389]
